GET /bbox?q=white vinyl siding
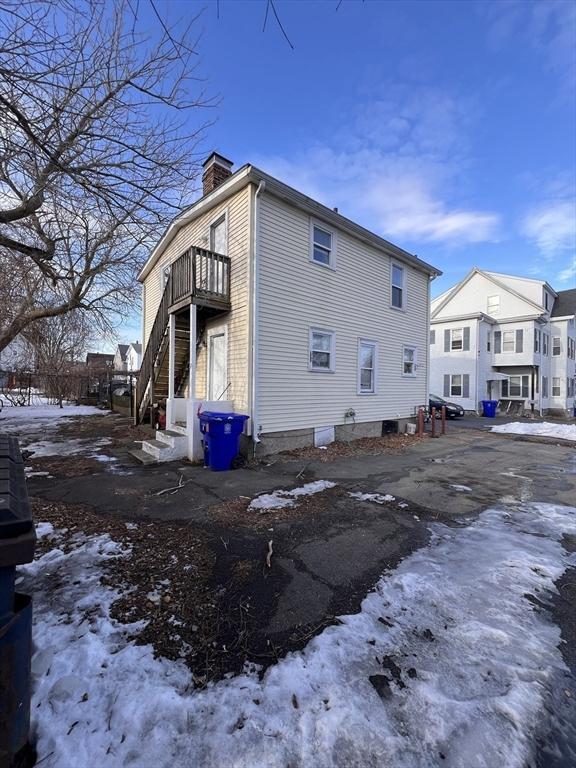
[257,193,430,432]
[358,340,377,394]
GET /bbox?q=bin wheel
[231,453,246,469]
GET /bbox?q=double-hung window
[487,332,491,352]
[553,337,561,356]
[552,377,561,397]
[358,340,377,393]
[391,264,405,309]
[502,375,529,398]
[311,223,333,267]
[534,329,540,353]
[309,329,335,372]
[450,374,462,397]
[451,329,463,351]
[542,377,548,398]
[502,331,515,353]
[402,345,417,376]
[487,295,500,315]
[543,333,548,356]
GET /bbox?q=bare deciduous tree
[0,0,211,352]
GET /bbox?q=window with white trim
[311,223,333,267]
[534,329,540,353]
[552,377,561,397]
[502,330,515,353]
[309,329,334,372]
[543,333,548,356]
[358,340,377,393]
[402,345,417,376]
[210,214,227,255]
[391,264,405,309]
[487,295,500,315]
[450,374,462,397]
[451,328,463,350]
[553,336,561,356]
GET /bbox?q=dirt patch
[27,455,108,478]
[276,433,426,463]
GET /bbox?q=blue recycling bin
[481,399,498,418]
[198,412,249,471]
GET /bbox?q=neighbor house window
[311,223,334,267]
[358,340,377,393]
[534,329,540,353]
[450,374,462,397]
[552,377,561,397]
[487,295,500,315]
[451,328,463,350]
[567,378,574,398]
[309,329,335,372]
[553,337,561,356]
[542,376,548,398]
[391,264,405,309]
[487,332,491,352]
[502,331,515,353]
[502,375,529,398]
[402,345,417,376]
[568,338,576,359]
[430,330,436,345]
[543,333,548,356]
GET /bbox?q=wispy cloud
[557,260,576,285]
[521,200,576,256]
[256,85,500,248]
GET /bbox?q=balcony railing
[170,247,231,309]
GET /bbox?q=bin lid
[199,411,248,421]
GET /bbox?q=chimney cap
[202,151,234,170]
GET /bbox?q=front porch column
[166,314,176,428]
[187,304,197,460]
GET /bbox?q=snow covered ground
[248,480,336,511]
[492,421,576,442]
[0,402,107,437]
[20,501,576,768]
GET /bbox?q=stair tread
[144,439,171,450]
[158,430,187,439]
[129,449,157,465]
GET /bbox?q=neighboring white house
[126,343,142,372]
[134,152,441,461]
[113,344,129,372]
[430,269,576,416]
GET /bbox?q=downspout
[251,180,266,444]
[475,320,480,414]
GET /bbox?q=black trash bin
[0,436,36,768]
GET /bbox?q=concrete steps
[140,429,188,462]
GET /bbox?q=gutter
[251,180,266,444]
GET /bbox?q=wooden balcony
[169,247,231,313]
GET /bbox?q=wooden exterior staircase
[135,246,231,427]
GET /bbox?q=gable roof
[129,343,142,355]
[431,267,546,319]
[551,288,576,318]
[138,163,441,282]
[115,344,129,361]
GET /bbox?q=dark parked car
[429,394,465,418]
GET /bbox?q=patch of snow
[398,502,409,509]
[124,522,138,531]
[0,403,108,437]
[248,480,336,511]
[24,468,52,478]
[35,522,54,540]
[492,422,576,442]
[349,492,396,504]
[25,436,111,458]
[449,484,472,492]
[22,502,576,767]
[93,454,118,463]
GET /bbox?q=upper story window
[358,340,377,393]
[543,333,548,356]
[210,214,227,255]
[568,338,576,360]
[502,330,515,353]
[311,223,334,267]
[553,336,561,356]
[309,328,335,372]
[402,345,417,376]
[451,328,463,350]
[487,295,500,315]
[487,331,491,352]
[391,264,405,309]
[534,329,540,353]
[545,292,550,311]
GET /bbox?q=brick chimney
[202,152,234,196]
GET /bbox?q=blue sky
[116,0,575,344]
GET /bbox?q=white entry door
[208,330,227,400]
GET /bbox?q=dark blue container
[481,399,498,418]
[198,412,249,471]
